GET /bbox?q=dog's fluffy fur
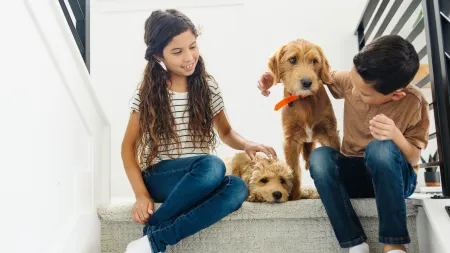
[268,39,340,200]
[224,152,319,203]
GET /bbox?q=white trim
[412,197,450,252]
[91,0,244,13]
[24,0,92,135]
[48,0,112,205]
[50,0,109,127]
[24,0,111,206]
[47,214,101,253]
[24,0,111,251]
[46,213,78,253]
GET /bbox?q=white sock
[349,242,370,253]
[125,236,153,253]
[386,250,406,253]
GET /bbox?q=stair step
[98,199,419,253]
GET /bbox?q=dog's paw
[247,193,261,202]
[299,187,320,199]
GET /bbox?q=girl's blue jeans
[141,154,248,252]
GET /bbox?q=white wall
[90,0,436,198]
[0,1,109,252]
[91,0,368,199]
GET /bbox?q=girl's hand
[244,142,278,160]
[132,195,154,224]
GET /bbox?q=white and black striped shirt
[130,80,225,167]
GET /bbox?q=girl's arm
[122,112,154,224]
[213,111,277,160]
[121,112,151,199]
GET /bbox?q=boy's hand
[132,195,154,225]
[369,114,401,141]
[257,72,275,97]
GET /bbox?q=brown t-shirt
[328,70,430,164]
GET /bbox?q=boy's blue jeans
[309,140,417,248]
[141,155,248,252]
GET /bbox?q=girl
[121,9,277,253]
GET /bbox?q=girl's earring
[158,61,167,71]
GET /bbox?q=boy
[257,35,430,253]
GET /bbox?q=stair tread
[98,199,417,222]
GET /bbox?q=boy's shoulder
[402,85,429,111]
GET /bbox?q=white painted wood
[91,0,244,13]
[412,195,450,253]
[0,1,109,252]
[419,198,450,253]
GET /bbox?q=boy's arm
[401,103,430,165]
[392,129,422,166]
[326,70,353,99]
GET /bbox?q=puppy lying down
[224,152,319,203]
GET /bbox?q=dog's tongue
[274,94,309,111]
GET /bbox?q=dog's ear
[268,45,286,84]
[250,160,261,169]
[317,45,332,84]
[241,168,255,185]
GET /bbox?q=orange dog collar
[274,94,309,111]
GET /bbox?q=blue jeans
[309,140,417,248]
[141,155,248,252]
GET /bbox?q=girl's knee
[225,176,248,208]
[194,155,226,188]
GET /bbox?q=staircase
[98,199,419,253]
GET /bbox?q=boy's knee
[365,140,399,172]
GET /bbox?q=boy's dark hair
[353,35,419,95]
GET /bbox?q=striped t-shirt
[130,80,225,167]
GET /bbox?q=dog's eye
[260,178,268,183]
[311,59,318,65]
[280,178,286,184]
[289,57,297,64]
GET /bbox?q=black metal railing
[58,0,89,71]
[356,0,450,198]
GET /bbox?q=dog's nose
[300,77,313,88]
[273,191,282,200]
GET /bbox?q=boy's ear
[391,90,406,101]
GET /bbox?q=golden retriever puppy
[224,152,319,202]
[268,39,340,200]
